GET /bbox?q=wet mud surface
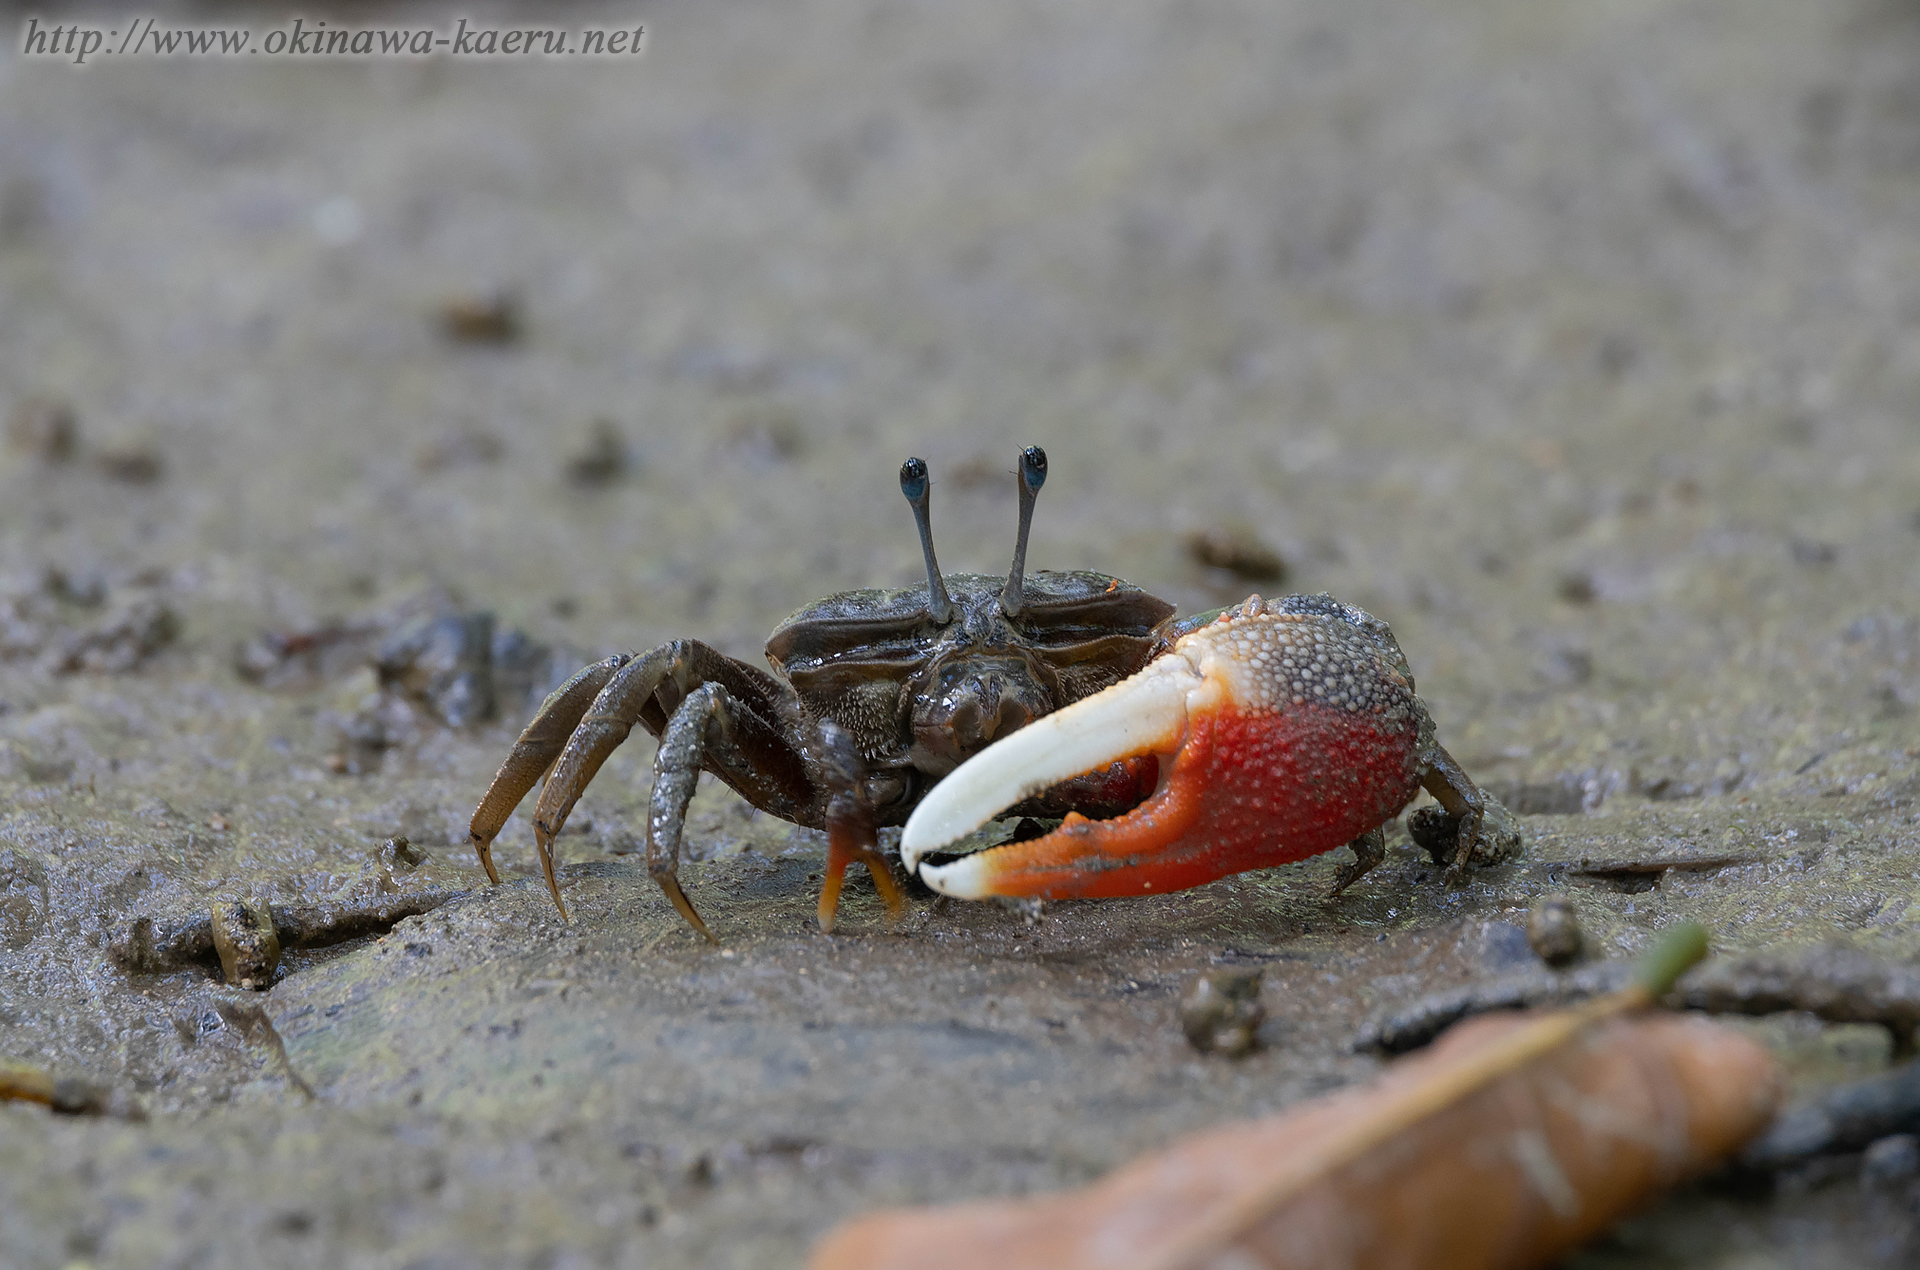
[3,0,1920,1266]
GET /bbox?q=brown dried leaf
[812,1012,1780,1270]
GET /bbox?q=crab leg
[522,647,703,921]
[527,647,788,929]
[900,597,1429,901]
[1421,744,1499,873]
[642,682,750,943]
[468,655,633,885]
[532,644,825,937]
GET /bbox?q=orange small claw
[901,595,1430,902]
[816,792,906,935]
[816,833,906,934]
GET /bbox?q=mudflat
[1,2,1917,1266]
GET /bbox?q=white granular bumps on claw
[1188,593,1418,723]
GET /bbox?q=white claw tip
[899,655,1199,872]
[915,853,993,899]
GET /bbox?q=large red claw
[899,595,1430,901]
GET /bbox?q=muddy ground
[2,0,1919,1266]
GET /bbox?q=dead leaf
[814,938,1779,1270]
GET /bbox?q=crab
[468,447,1519,941]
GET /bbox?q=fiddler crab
[468,447,1520,941]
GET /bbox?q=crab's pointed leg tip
[899,658,1197,870]
[815,868,847,937]
[869,860,907,928]
[540,854,570,921]
[470,834,502,885]
[658,875,718,944]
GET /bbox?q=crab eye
[1019,446,1047,494]
[899,457,930,503]
[1000,445,1049,619]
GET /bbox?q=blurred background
[2,1,1919,1267]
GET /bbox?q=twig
[1740,1058,1920,1169]
[1356,945,1920,1056]
[1566,854,1756,877]
[114,887,468,976]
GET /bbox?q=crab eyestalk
[998,445,1047,619]
[900,457,954,625]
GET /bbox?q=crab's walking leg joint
[902,596,1440,901]
[469,655,633,886]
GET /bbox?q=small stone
[50,596,179,674]
[1555,572,1597,605]
[564,418,630,487]
[1862,1134,1920,1188]
[210,899,281,991]
[1184,527,1287,585]
[1180,968,1265,1058]
[5,397,78,462]
[1407,799,1523,869]
[91,440,164,484]
[41,566,105,608]
[383,836,429,870]
[439,292,521,344]
[1527,894,1583,966]
[376,610,497,727]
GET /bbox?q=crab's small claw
[900,595,1432,901]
